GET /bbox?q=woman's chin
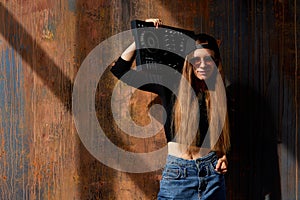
[196,73,211,80]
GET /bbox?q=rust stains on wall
[0,0,298,199]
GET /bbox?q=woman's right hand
[145,18,162,28]
[215,154,228,174]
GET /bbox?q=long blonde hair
[172,35,230,155]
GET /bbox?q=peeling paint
[68,0,76,12]
[0,47,27,200]
[41,10,56,41]
[42,29,55,40]
[0,0,298,199]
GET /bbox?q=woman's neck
[193,79,207,93]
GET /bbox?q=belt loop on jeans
[183,167,187,178]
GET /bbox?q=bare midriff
[168,142,212,160]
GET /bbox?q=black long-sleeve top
[110,57,209,145]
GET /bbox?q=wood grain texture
[0,0,298,199]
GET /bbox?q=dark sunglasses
[188,56,217,66]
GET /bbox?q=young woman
[110,19,230,199]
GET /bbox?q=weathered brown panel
[0,0,298,199]
[0,1,78,199]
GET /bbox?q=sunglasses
[188,56,217,66]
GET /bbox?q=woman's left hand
[215,154,228,174]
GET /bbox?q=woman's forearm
[121,42,136,61]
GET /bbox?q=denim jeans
[157,151,226,200]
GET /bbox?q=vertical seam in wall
[295,0,299,199]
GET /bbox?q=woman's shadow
[226,82,281,200]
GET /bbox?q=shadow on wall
[226,83,281,200]
[0,2,160,199]
[74,1,163,199]
[0,3,73,111]
[3,1,284,199]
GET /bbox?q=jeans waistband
[166,151,218,167]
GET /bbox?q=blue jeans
[157,151,226,200]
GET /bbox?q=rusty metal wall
[207,1,299,199]
[211,1,299,199]
[0,0,298,199]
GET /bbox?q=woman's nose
[199,60,206,68]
